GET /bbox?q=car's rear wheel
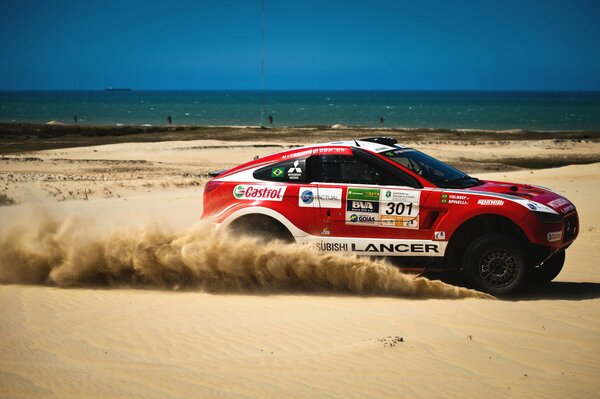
[462,233,527,295]
[529,250,565,285]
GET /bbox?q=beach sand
[0,136,599,398]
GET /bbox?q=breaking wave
[0,211,491,299]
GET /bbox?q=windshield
[382,148,482,188]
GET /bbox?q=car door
[311,152,436,241]
[252,156,323,236]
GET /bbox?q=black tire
[227,216,294,243]
[529,250,565,285]
[462,233,527,295]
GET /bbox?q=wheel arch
[445,213,529,271]
[220,207,301,242]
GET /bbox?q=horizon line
[1,88,600,93]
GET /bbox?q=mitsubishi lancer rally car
[202,137,578,295]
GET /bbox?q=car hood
[465,180,576,214]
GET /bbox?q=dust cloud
[0,211,491,299]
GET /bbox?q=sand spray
[0,209,491,299]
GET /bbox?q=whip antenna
[260,0,265,127]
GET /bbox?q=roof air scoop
[360,137,398,146]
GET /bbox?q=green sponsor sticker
[347,188,380,201]
[271,167,285,178]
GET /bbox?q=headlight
[534,211,562,224]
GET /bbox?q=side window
[311,154,419,187]
[253,158,308,182]
[311,155,385,185]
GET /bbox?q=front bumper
[521,210,579,251]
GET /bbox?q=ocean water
[0,90,599,131]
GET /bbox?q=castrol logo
[233,185,286,201]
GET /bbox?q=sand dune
[0,142,599,398]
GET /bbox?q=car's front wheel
[529,250,565,285]
[462,233,527,295]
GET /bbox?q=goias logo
[233,185,287,201]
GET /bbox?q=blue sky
[0,0,599,90]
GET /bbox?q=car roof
[214,139,404,178]
[311,139,402,153]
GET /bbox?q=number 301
[385,202,413,215]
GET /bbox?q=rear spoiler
[208,169,228,178]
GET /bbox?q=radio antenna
[260,0,265,127]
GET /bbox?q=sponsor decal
[317,188,342,208]
[320,226,331,236]
[281,149,312,159]
[298,187,342,208]
[287,160,303,180]
[233,185,246,199]
[345,189,381,225]
[347,187,380,201]
[349,213,377,224]
[351,242,440,254]
[527,202,538,211]
[346,200,379,213]
[314,147,352,155]
[547,231,562,242]
[441,193,469,205]
[380,215,418,229]
[300,237,447,257]
[315,242,348,252]
[271,167,285,178]
[373,146,391,152]
[548,198,570,208]
[380,189,420,230]
[313,241,442,254]
[232,185,286,201]
[547,197,575,214]
[434,231,446,240]
[477,199,505,206]
[343,189,420,229]
[300,189,314,205]
[562,204,575,214]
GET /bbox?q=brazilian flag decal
[271,167,285,178]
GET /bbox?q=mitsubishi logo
[288,160,302,174]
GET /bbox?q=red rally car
[201,137,578,295]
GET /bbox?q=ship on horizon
[105,87,132,91]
